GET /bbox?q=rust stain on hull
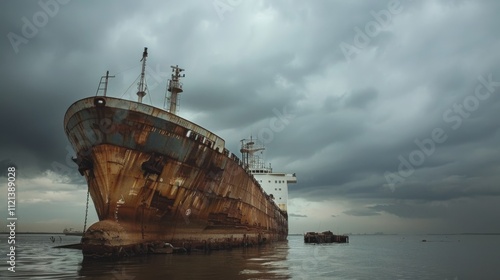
[65,97,289,258]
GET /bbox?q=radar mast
[240,137,271,172]
[137,47,148,103]
[166,65,185,114]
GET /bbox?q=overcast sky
[1,0,500,234]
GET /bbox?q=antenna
[166,65,185,114]
[137,47,148,103]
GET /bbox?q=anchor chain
[82,188,90,234]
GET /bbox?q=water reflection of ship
[79,241,290,279]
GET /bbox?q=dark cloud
[343,208,381,217]
[2,0,500,233]
[0,159,18,177]
[370,202,446,219]
[343,87,378,109]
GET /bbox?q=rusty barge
[304,231,349,244]
[64,48,296,258]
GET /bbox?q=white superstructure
[240,138,297,212]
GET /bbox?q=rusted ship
[64,48,296,258]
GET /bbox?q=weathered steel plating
[64,96,289,258]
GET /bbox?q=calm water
[1,234,499,279]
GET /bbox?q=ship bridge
[240,138,296,212]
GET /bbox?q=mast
[240,137,267,171]
[167,65,185,114]
[137,47,148,103]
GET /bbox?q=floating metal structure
[304,231,349,244]
[64,48,296,258]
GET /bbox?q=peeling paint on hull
[64,97,288,258]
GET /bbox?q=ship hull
[64,97,288,258]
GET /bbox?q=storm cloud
[1,0,500,234]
